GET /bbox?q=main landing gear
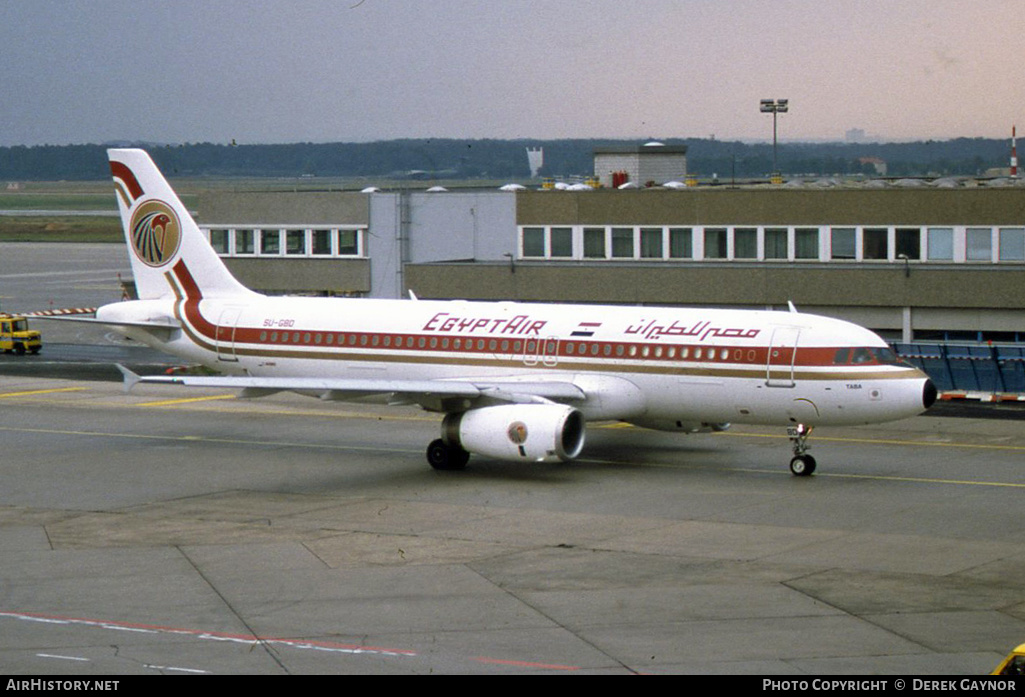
[426,438,470,471]
[787,424,816,476]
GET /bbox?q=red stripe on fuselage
[211,324,898,372]
[168,260,220,351]
[163,260,905,374]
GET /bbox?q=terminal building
[195,146,1025,392]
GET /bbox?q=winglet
[115,364,141,393]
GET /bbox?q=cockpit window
[834,347,905,366]
[872,347,901,364]
[851,347,873,364]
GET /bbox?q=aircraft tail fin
[108,149,255,301]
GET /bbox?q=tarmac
[1,365,1024,675]
[1,242,1024,675]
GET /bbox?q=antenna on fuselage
[787,301,798,313]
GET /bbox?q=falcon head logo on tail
[130,200,181,267]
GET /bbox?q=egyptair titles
[626,319,761,342]
[421,312,760,343]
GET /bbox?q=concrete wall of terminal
[223,258,370,295]
[198,186,1025,230]
[516,188,1025,226]
[201,190,369,225]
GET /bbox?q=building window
[235,229,255,255]
[583,227,606,258]
[704,228,727,259]
[999,228,1025,261]
[259,229,281,255]
[312,229,334,255]
[640,228,663,258]
[862,228,888,260]
[926,228,953,260]
[338,229,360,256]
[895,227,921,260]
[966,227,992,261]
[734,228,757,259]
[522,227,545,257]
[830,228,856,260]
[611,228,634,258]
[668,228,692,259]
[209,229,229,254]
[550,227,573,258]
[204,226,362,258]
[286,229,306,255]
[794,228,820,260]
[764,228,788,259]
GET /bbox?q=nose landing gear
[787,424,816,476]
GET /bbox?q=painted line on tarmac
[136,394,236,407]
[575,454,1025,489]
[713,429,1025,453]
[0,424,421,455]
[1,610,581,672]
[1,610,417,661]
[0,385,437,422]
[0,387,86,398]
[794,470,1025,487]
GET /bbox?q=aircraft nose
[922,378,938,410]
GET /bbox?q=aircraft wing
[116,366,585,408]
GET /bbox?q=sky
[1,0,1023,146]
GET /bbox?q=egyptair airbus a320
[55,149,937,475]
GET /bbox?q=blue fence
[893,343,1025,393]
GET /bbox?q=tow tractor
[0,313,42,355]
[992,642,1025,675]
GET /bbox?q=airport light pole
[760,98,788,181]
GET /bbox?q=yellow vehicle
[992,642,1025,675]
[0,313,42,355]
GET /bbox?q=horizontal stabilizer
[29,314,180,330]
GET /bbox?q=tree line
[0,137,1013,181]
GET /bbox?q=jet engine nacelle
[442,404,585,463]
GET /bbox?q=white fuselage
[99,286,933,429]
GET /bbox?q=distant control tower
[1012,126,1018,178]
[526,147,544,179]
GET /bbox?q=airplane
[59,149,937,475]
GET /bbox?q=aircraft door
[215,307,243,362]
[766,326,800,387]
[541,337,559,366]
[522,336,559,367]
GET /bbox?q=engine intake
[443,404,585,463]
